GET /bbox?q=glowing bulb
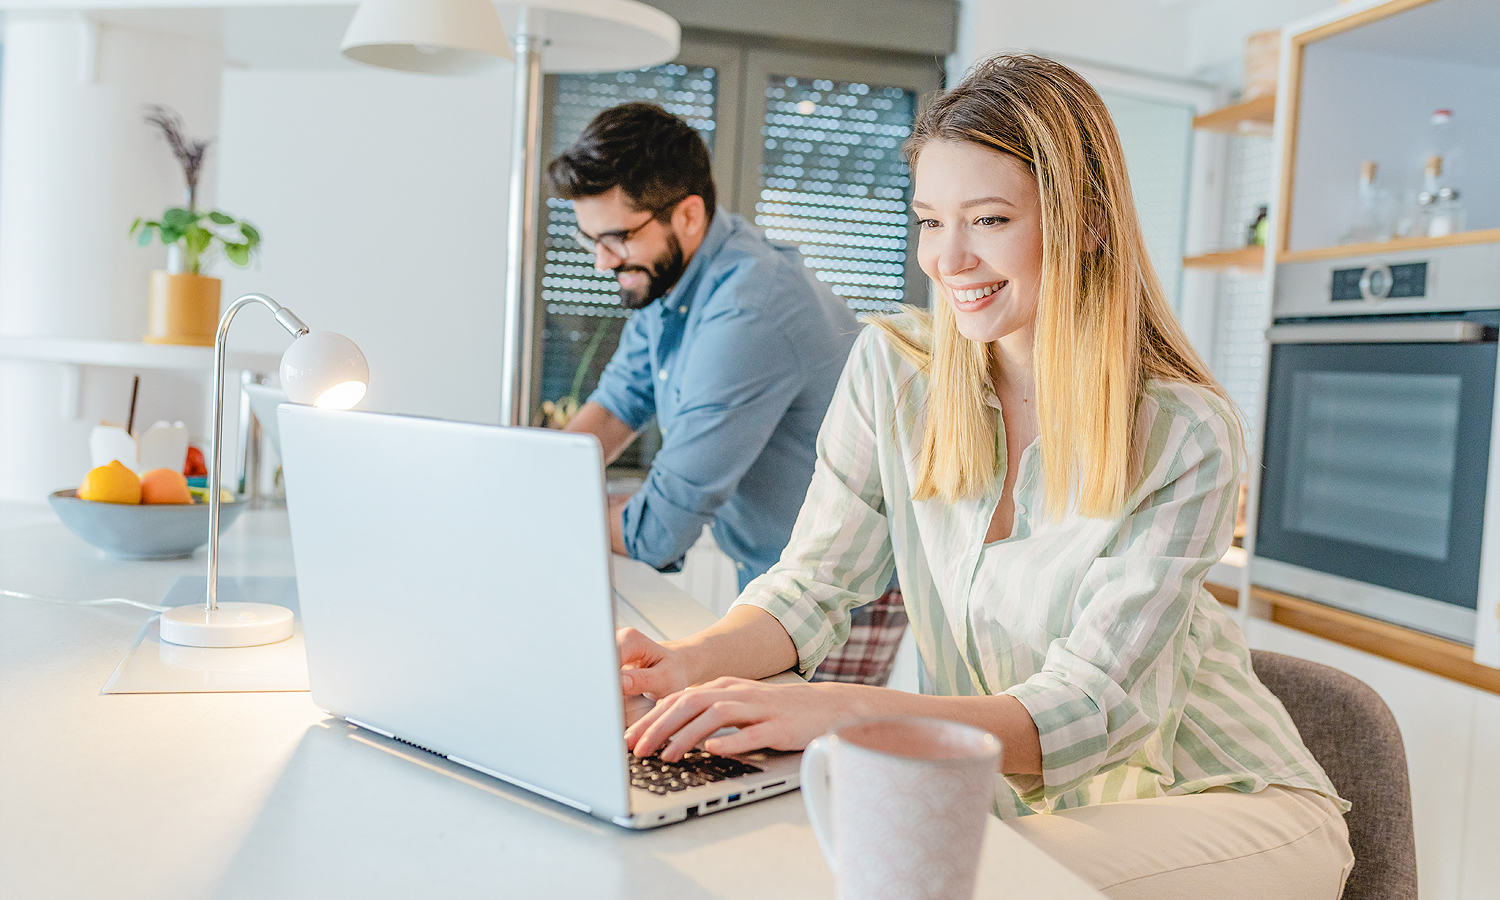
[280,331,369,408]
[315,381,368,410]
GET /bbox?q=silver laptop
[277,405,802,829]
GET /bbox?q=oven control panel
[1330,261,1427,301]
[1274,241,1500,318]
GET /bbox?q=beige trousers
[1006,786,1355,900]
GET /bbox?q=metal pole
[499,9,544,428]
[205,293,307,611]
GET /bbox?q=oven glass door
[1257,336,1496,613]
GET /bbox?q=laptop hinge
[345,717,395,740]
[447,755,594,815]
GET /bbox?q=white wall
[1185,0,1332,84]
[0,12,225,502]
[213,61,512,425]
[954,0,1194,79]
[953,0,1333,85]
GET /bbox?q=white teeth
[951,282,1003,303]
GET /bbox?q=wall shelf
[1182,245,1265,271]
[1191,94,1276,134]
[0,336,280,374]
[1276,227,1500,264]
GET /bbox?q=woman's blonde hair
[874,54,1233,518]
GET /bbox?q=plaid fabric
[809,586,908,686]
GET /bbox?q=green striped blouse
[735,319,1345,818]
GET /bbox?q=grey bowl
[48,489,246,560]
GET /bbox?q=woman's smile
[948,280,1008,309]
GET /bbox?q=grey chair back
[1250,650,1418,900]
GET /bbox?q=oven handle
[1267,321,1492,345]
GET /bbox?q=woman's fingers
[703,720,789,757]
[616,627,683,699]
[660,700,761,761]
[629,679,767,759]
[624,679,873,763]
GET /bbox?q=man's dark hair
[547,102,716,219]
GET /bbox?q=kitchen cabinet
[1248,619,1499,900]
[1273,0,1500,261]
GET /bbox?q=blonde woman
[617,55,1353,898]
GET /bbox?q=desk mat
[104,576,310,694]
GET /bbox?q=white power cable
[0,588,169,613]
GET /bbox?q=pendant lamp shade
[340,0,514,75]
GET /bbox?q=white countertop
[0,503,1104,900]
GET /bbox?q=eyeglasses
[572,196,686,257]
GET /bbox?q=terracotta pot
[144,271,221,346]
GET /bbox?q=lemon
[78,460,142,504]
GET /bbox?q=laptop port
[706,799,720,808]
[728,793,740,803]
[686,805,699,817]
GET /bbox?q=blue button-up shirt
[589,210,859,589]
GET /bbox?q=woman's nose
[934,231,979,278]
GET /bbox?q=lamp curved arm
[205,293,310,611]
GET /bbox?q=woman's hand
[616,605,802,701]
[617,627,697,699]
[625,677,880,762]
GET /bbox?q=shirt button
[735,562,745,571]
[678,305,687,314]
[657,369,668,381]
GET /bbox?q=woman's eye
[916,218,941,229]
[975,216,1010,227]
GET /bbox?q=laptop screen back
[278,406,631,821]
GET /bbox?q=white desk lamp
[339,0,678,426]
[159,293,368,648]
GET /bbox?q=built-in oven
[1251,243,1500,645]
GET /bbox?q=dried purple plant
[144,105,212,211]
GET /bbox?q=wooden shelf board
[1205,582,1239,608]
[1250,585,1500,696]
[1277,228,1500,264]
[1183,246,1265,271]
[1192,94,1276,133]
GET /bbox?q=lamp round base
[160,602,294,648]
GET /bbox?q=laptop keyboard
[628,748,763,795]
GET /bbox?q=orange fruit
[78,460,142,504]
[140,468,192,504]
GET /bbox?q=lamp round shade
[495,0,680,73]
[341,0,514,75]
[280,331,370,410]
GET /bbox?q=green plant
[539,317,612,428]
[129,105,260,276]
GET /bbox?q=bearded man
[548,100,856,586]
[550,102,907,687]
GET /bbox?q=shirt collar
[657,208,732,317]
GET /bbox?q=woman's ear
[1082,201,1107,254]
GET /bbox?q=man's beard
[615,230,686,310]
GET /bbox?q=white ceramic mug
[800,716,1002,900]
